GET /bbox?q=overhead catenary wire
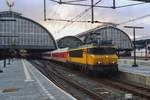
[47,0,147,23]
[61,0,88,3]
[54,12,150,32]
[49,0,146,9]
[53,0,103,33]
[47,18,109,23]
[47,0,149,34]
[48,10,150,31]
[48,0,102,22]
[49,0,112,8]
[118,13,150,26]
[116,2,146,8]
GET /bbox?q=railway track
[30,60,105,100]
[47,60,150,99]
[30,60,149,100]
[96,79,150,99]
[43,61,125,99]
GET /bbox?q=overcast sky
[0,0,150,39]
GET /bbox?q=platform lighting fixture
[124,26,144,67]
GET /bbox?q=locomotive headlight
[111,61,116,64]
[106,56,108,58]
[98,61,103,64]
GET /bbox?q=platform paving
[118,59,150,86]
[0,59,76,100]
[119,59,150,76]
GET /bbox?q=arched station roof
[135,36,150,49]
[0,11,57,50]
[76,25,132,50]
[57,36,83,49]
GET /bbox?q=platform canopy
[76,24,132,51]
[57,36,83,49]
[0,11,57,50]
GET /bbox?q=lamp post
[124,26,144,67]
[145,41,148,60]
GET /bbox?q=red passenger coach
[51,48,68,62]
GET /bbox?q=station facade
[0,11,57,50]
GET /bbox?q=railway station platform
[0,59,76,100]
[118,59,150,87]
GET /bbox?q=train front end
[87,46,118,73]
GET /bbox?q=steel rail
[31,60,105,100]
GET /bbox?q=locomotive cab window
[69,49,83,57]
[87,47,116,55]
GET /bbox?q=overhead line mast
[113,0,116,9]
[91,0,94,23]
[44,0,47,21]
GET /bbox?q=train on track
[42,43,118,75]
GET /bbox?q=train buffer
[0,59,76,100]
